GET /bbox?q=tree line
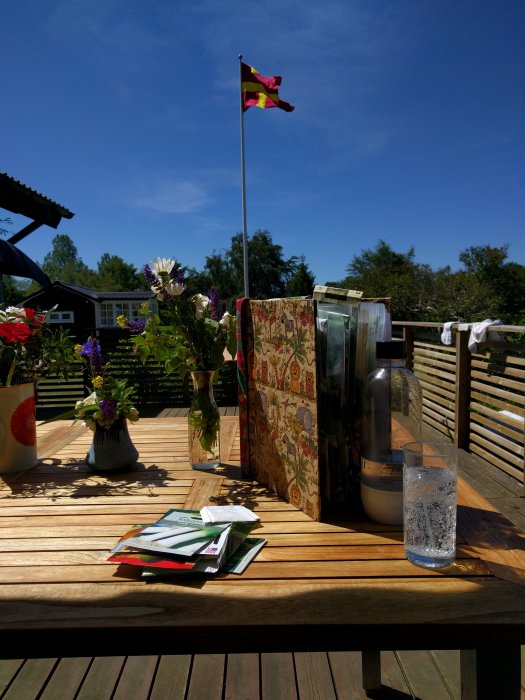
[2,230,524,324]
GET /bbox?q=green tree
[95,253,145,291]
[1,219,41,303]
[286,256,316,297]
[429,267,500,322]
[0,217,12,237]
[459,244,509,277]
[42,234,97,286]
[186,230,298,307]
[336,240,435,320]
[332,240,525,323]
[0,276,28,305]
[457,244,525,323]
[230,230,296,298]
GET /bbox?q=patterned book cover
[237,298,320,520]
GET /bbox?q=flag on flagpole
[241,62,294,112]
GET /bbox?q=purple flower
[209,286,220,321]
[170,264,185,287]
[126,320,146,334]
[81,338,104,377]
[144,265,164,294]
[99,399,118,419]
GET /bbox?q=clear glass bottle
[188,370,221,471]
[360,340,422,524]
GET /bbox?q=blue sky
[2,0,524,287]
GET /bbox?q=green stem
[5,359,16,387]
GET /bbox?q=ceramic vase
[188,370,221,471]
[0,382,37,474]
[86,417,139,472]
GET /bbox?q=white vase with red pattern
[0,382,37,474]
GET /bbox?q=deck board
[261,653,298,700]
[294,651,337,700]
[1,658,56,700]
[186,654,225,700]
[149,654,192,700]
[75,656,124,700]
[113,655,159,700]
[225,653,260,700]
[396,650,453,700]
[39,657,91,700]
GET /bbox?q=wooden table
[1,417,524,699]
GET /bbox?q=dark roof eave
[21,280,154,304]
[0,172,74,229]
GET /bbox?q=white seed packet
[200,505,260,524]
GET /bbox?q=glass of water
[402,441,458,569]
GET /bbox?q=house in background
[22,280,239,413]
[22,281,157,340]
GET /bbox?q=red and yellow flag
[241,62,294,112]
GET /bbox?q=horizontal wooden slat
[469,443,523,482]
[471,358,525,381]
[413,355,455,373]
[471,351,525,368]
[413,339,456,354]
[471,412,524,446]
[471,381,525,406]
[469,424,524,470]
[469,429,524,467]
[471,392,523,416]
[413,364,456,383]
[422,394,455,414]
[471,369,525,394]
[418,378,455,401]
[471,401,525,425]
[0,558,491,585]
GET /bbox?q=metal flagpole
[239,54,250,298]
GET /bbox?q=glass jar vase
[188,370,221,471]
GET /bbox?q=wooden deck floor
[0,651,454,699]
[2,407,524,700]
[1,649,524,699]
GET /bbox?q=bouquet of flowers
[118,258,236,462]
[119,257,236,375]
[0,305,75,387]
[72,338,139,430]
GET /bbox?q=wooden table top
[1,416,524,658]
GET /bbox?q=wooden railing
[36,322,525,485]
[393,321,525,485]
[36,338,239,419]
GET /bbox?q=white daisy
[150,257,176,277]
[2,306,26,322]
[164,281,186,297]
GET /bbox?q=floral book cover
[236,298,320,521]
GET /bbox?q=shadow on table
[457,503,525,587]
[0,459,172,499]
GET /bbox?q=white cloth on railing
[440,321,455,345]
[468,319,503,353]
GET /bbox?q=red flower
[0,322,32,344]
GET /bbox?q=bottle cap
[376,340,405,359]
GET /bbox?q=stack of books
[107,505,266,577]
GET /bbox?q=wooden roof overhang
[0,172,74,294]
[0,171,74,244]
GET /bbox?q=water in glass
[403,465,457,569]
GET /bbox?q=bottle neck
[376,358,406,369]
